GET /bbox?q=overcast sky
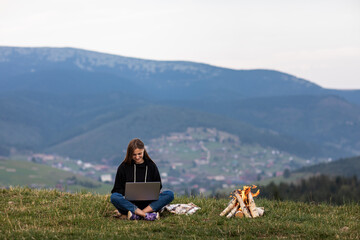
[1,0,359,89]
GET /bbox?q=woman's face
[132,148,144,164]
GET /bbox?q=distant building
[32,153,56,161]
[93,165,110,171]
[100,174,112,183]
[207,175,225,181]
[82,163,93,169]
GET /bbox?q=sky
[1,0,359,89]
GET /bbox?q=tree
[283,168,291,179]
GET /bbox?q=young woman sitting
[110,138,174,220]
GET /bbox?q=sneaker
[127,211,141,220]
[144,212,160,221]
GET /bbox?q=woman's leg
[111,193,151,218]
[148,190,174,212]
[110,193,138,214]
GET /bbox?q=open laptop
[125,182,161,201]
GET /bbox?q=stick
[235,210,244,218]
[226,204,239,218]
[234,192,251,218]
[248,192,259,218]
[256,207,264,216]
[219,198,237,216]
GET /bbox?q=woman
[110,138,174,221]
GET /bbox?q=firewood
[235,210,244,218]
[226,204,239,218]
[256,207,264,216]
[219,198,237,216]
[234,192,252,218]
[248,192,259,218]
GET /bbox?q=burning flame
[230,185,260,206]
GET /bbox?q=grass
[0,159,111,194]
[0,188,359,239]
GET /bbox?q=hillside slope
[1,91,331,162]
[45,105,324,161]
[1,46,360,161]
[170,95,360,156]
[0,158,111,194]
[295,155,360,177]
[254,155,360,187]
[0,91,145,150]
[0,188,359,239]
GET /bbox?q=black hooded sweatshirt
[111,156,162,210]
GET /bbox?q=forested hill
[295,155,360,178]
[1,46,360,162]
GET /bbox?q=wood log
[256,207,264,216]
[219,198,237,216]
[235,210,244,218]
[226,204,239,218]
[247,192,259,218]
[234,192,252,218]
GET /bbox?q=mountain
[2,46,360,103]
[45,104,330,161]
[0,92,324,161]
[295,155,360,178]
[164,95,360,156]
[1,46,360,162]
[0,91,145,151]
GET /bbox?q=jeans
[110,190,174,214]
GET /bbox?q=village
[146,127,307,195]
[25,127,309,195]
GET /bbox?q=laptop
[125,182,161,201]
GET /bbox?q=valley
[2,127,325,196]
[0,46,359,196]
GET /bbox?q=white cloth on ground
[162,202,201,215]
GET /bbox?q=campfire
[220,185,264,218]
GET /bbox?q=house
[100,174,112,183]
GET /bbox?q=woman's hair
[122,138,154,165]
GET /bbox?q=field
[1,187,359,239]
[0,159,111,194]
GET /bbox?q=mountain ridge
[2,46,359,103]
[1,46,360,162]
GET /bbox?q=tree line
[259,174,360,205]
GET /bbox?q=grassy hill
[0,187,359,239]
[254,155,360,186]
[0,158,111,194]
[295,155,360,177]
